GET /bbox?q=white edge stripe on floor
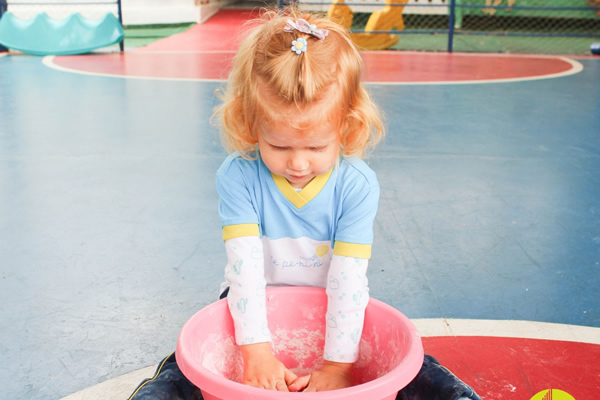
[369,57,584,85]
[41,55,224,82]
[60,365,157,400]
[413,318,600,345]
[39,53,584,85]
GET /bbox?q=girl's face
[258,118,341,190]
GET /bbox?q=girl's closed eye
[310,145,329,152]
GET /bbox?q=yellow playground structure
[327,0,408,50]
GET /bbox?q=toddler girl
[214,8,384,392]
[131,8,481,400]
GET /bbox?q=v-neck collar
[271,168,333,209]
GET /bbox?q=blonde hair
[215,8,384,159]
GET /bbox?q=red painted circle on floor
[361,52,579,83]
[50,51,579,83]
[422,336,600,400]
[52,52,236,81]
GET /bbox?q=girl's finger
[288,374,311,392]
[284,368,298,385]
[275,380,289,392]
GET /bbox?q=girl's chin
[286,175,313,189]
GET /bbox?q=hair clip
[284,18,329,40]
[291,37,307,55]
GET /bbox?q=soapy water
[198,334,244,383]
[197,329,324,384]
[197,324,405,386]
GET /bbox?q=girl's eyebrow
[269,143,290,149]
[270,143,331,149]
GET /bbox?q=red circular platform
[47,51,582,84]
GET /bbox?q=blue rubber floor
[0,52,599,399]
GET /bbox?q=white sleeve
[324,254,369,362]
[224,236,271,345]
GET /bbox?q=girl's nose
[288,153,308,171]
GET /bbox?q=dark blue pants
[128,353,202,400]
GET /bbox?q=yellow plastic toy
[327,0,408,50]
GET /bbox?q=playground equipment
[327,0,409,50]
[0,1,124,55]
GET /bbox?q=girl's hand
[288,360,353,392]
[240,342,298,391]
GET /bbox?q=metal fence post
[117,0,124,51]
[0,1,6,52]
[447,0,456,52]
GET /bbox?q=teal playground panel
[0,0,124,55]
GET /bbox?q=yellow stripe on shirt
[333,241,372,259]
[271,168,333,209]
[222,223,260,241]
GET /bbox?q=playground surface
[1,7,599,400]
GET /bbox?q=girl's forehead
[260,118,339,144]
[262,99,343,130]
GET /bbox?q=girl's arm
[323,255,369,362]
[289,255,369,392]
[224,234,271,346]
[224,234,297,391]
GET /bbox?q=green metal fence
[289,0,600,54]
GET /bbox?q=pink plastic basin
[176,286,423,400]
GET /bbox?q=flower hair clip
[284,18,329,40]
[291,37,307,55]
